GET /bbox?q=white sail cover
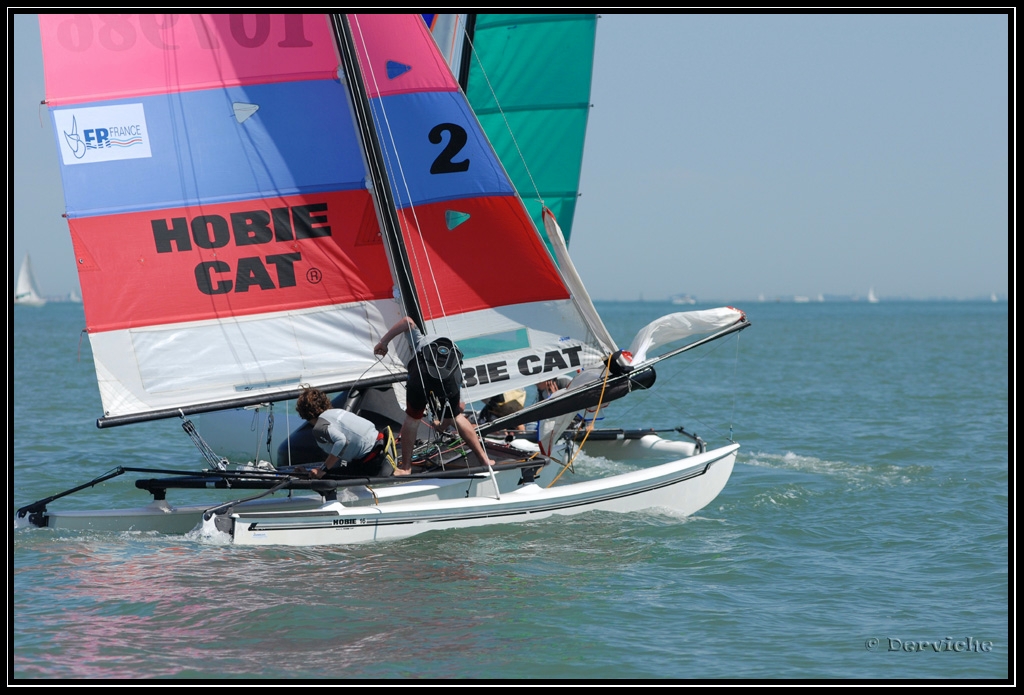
[542,208,618,355]
[627,307,747,365]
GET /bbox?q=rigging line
[547,355,612,488]
[179,411,229,471]
[349,16,450,331]
[728,331,742,443]
[575,334,733,443]
[203,477,294,520]
[625,334,741,443]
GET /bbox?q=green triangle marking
[445,210,471,230]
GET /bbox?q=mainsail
[41,14,615,427]
[40,14,401,425]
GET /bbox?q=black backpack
[416,337,464,382]
[415,337,464,420]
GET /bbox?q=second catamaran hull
[200,403,702,467]
[221,444,737,547]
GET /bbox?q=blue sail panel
[53,80,366,218]
[370,90,514,209]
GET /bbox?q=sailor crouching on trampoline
[296,387,396,479]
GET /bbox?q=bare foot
[394,466,412,476]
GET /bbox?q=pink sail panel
[69,190,394,333]
[346,14,459,99]
[39,14,339,106]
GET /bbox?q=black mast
[456,14,476,91]
[330,14,425,330]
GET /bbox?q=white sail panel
[89,301,407,418]
[425,298,608,404]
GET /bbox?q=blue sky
[11,12,1010,302]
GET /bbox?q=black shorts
[324,451,381,478]
[406,356,463,419]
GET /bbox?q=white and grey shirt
[312,409,379,464]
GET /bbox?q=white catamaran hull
[27,463,557,536]
[219,444,737,547]
[27,495,325,536]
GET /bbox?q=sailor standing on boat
[296,387,395,479]
[374,316,496,475]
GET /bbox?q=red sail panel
[69,191,394,332]
[398,197,569,321]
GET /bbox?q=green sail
[464,14,597,247]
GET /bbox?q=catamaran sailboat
[17,14,749,546]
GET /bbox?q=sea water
[12,300,1009,680]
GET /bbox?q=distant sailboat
[69,289,82,303]
[14,255,46,307]
[867,287,879,304]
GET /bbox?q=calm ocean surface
[12,300,1009,680]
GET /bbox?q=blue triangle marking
[386,61,412,79]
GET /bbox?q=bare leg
[396,415,418,475]
[451,414,495,468]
